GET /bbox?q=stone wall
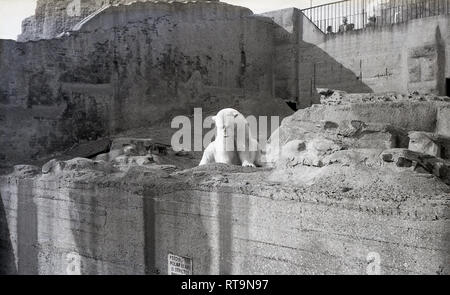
[0,1,276,169]
[17,0,219,42]
[1,162,448,275]
[261,8,326,109]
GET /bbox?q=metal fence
[302,0,450,34]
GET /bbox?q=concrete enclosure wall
[1,165,448,275]
[0,1,276,168]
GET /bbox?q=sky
[0,0,334,40]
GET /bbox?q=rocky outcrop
[267,90,450,166]
[380,148,450,185]
[408,131,450,159]
[17,0,219,42]
[265,90,450,188]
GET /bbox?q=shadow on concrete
[217,190,250,275]
[143,192,158,275]
[298,40,374,99]
[218,192,233,275]
[16,179,38,274]
[436,26,446,96]
[143,188,214,275]
[67,178,105,275]
[0,192,17,274]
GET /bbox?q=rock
[265,102,416,164]
[123,145,138,156]
[322,121,339,130]
[95,153,109,162]
[317,88,334,96]
[282,140,307,154]
[65,138,111,159]
[341,187,353,193]
[337,122,409,149]
[433,162,448,179]
[64,158,114,173]
[318,89,347,105]
[408,132,441,157]
[382,153,394,162]
[13,165,40,177]
[128,156,154,166]
[318,89,450,105]
[308,138,341,157]
[159,165,178,173]
[381,149,450,184]
[414,164,430,174]
[437,105,450,137]
[111,138,154,156]
[108,149,124,161]
[113,155,129,165]
[175,150,190,157]
[322,149,384,167]
[408,131,450,159]
[42,159,65,174]
[396,157,413,168]
[277,138,340,168]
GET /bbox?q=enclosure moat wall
[1,164,449,275]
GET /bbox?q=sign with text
[168,253,193,275]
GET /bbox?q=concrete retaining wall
[1,164,449,275]
[261,9,450,108]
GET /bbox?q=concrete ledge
[1,163,449,274]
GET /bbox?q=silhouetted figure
[339,17,354,33]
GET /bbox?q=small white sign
[168,253,193,275]
[66,252,81,275]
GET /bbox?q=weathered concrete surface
[0,157,449,275]
[408,131,450,159]
[17,0,219,42]
[312,15,450,98]
[1,1,292,169]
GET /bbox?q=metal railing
[302,0,450,34]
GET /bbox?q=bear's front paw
[242,161,256,168]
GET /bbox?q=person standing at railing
[338,17,354,32]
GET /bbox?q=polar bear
[199,108,261,167]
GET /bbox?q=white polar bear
[199,108,261,167]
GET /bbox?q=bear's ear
[211,116,216,122]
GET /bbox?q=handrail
[301,0,450,34]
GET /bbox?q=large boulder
[408,131,450,159]
[381,148,450,184]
